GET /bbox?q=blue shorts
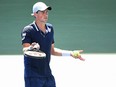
[24,75,56,87]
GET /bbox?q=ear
[33,12,37,18]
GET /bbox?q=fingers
[79,50,83,53]
[74,50,83,53]
[31,42,40,50]
[78,56,85,61]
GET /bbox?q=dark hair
[36,10,40,13]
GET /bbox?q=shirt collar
[33,21,39,31]
[33,21,51,33]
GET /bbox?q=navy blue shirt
[21,22,54,77]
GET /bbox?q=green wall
[0,0,116,54]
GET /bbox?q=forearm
[51,48,71,56]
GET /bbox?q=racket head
[24,50,46,59]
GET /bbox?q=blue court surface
[0,54,116,87]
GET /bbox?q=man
[21,2,85,87]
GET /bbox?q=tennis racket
[24,49,46,59]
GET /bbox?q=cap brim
[47,6,52,10]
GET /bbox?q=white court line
[0,54,116,87]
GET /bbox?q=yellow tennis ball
[73,51,80,57]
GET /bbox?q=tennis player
[21,2,85,87]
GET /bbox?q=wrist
[62,51,71,56]
[23,46,32,52]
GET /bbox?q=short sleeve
[21,25,32,44]
[52,29,55,44]
[46,23,55,44]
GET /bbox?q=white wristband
[62,51,71,56]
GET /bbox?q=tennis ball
[73,51,80,57]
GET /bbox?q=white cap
[31,2,52,16]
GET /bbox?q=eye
[41,10,48,14]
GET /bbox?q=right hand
[30,42,40,51]
[23,42,40,52]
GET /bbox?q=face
[34,9,49,23]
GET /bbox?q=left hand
[71,50,85,61]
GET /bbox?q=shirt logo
[22,33,26,40]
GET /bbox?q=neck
[35,20,46,33]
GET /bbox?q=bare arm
[51,44,63,56]
[51,44,85,61]
[23,43,31,47]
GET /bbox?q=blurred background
[0,0,116,54]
